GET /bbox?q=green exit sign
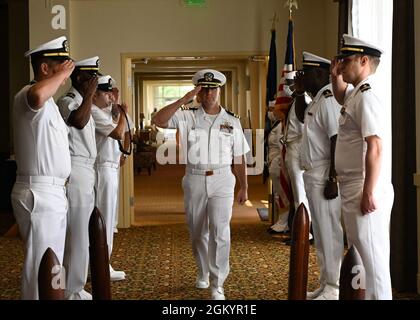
[182,0,207,7]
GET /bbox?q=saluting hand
[236,188,248,205]
[111,87,120,104]
[83,76,98,98]
[58,60,75,79]
[181,86,201,104]
[330,58,341,78]
[294,71,305,93]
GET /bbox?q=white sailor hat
[97,75,113,92]
[337,34,383,58]
[192,69,226,88]
[24,36,70,60]
[302,52,331,70]
[75,56,100,72]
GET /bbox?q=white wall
[27,0,339,94]
[67,0,337,87]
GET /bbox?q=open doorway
[119,53,269,227]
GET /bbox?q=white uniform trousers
[269,156,289,229]
[303,164,343,288]
[95,163,119,258]
[63,160,95,297]
[285,140,311,218]
[340,179,394,300]
[11,181,67,300]
[182,169,236,288]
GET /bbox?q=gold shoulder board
[225,109,240,119]
[360,83,371,93]
[322,89,333,98]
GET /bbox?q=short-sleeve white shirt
[57,87,97,160]
[168,106,250,170]
[335,77,391,185]
[300,84,341,170]
[91,105,120,165]
[13,84,71,178]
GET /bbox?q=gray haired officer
[152,69,249,300]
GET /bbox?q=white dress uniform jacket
[91,105,121,258]
[300,84,344,290]
[11,84,71,299]
[335,77,394,300]
[57,87,97,298]
[168,106,249,288]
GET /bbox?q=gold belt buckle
[205,170,213,176]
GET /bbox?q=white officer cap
[302,52,331,70]
[75,56,100,72]
[338,34,383,58]
[192,69,226,88]
[97,75,113,92]
[24,36,70,60]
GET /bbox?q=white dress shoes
[313,285,339,300]
[307,286,325,300]
[67,289,92,300]
[211,287,226,300]
[109,265,126,281]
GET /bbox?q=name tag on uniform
[220,121,233,134]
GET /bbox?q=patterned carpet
[1,163,419,300]
[0,222,321,300]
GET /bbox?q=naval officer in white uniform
[332,34,394,300]
[91,75,128,281]
[11,36,74,299]
[57,56,99,300]
[297,52,344,300]
[152,69,249,300]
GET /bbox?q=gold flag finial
[284,0,298,17]
[270,12,279,30]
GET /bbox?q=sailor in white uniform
[298,52,344,300]
[283,72,312,231]
[152,69,249,300]
[333,35,394,300]
[11,36,74,299]
[57,56,99,300]
[266,110,289,233]
[91,76,129,281]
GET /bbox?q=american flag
[275,17,295,209]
